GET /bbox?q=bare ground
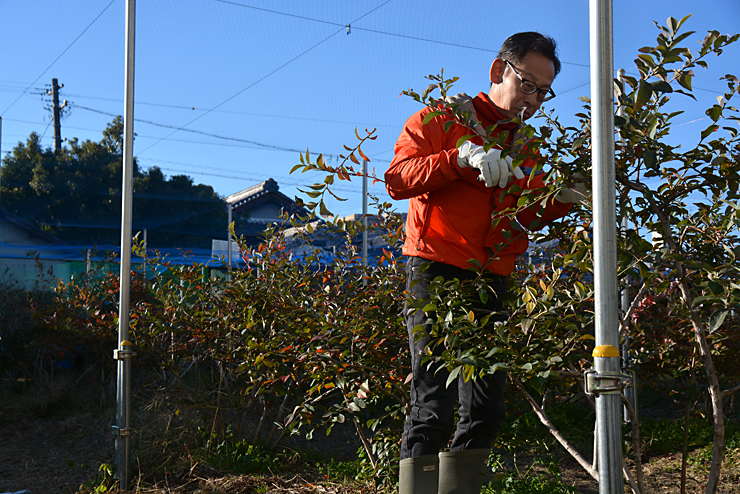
[1,378,738,494]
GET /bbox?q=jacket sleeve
[514,172,573,231]
[385,108,467,200]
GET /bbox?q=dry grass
[134,472,377,494]
[2,374,739,494]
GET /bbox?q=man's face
[487,51,556,121]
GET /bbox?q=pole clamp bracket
[583,368,632,396]
[113,340,137,361]
[111,425,136,437]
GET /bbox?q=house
[224,178,308,247]
[0,206,70,286]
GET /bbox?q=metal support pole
[0,116,3,207]
[143,228,147,277]
[589,0,623,492]
[362,159,368,283]
[616,69,637,427]
[227,203,233,280]
[115,0,136,490]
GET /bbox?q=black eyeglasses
[505,60,556,102]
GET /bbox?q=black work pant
[400,256,508,459]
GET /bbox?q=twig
[354,418,378,470]
[619,283,648,338]
[622,394,646,494]
[512,377,598,480]
[722,382,740,399]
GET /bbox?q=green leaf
[692,295,715,307]
[706,105,722,122]
[490,362,511,374]
[634,80,653,110]
[644,149,657,168]
[446,366,462,388]
[666,16,678,36]
[422,111,446,125]
[701,125,717,140]
[675,13,693,31]
[456,134,477,148]
[574,281,586,299]
[672,30,696,46]
[677,72,693,91]
[647,118,659,139]
[708,280,724,296]
[319,200,332,218]
[651,81,673,94]
[709,310,729,333]
[485,347,505,358]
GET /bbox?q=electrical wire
[135,0,392,156]
[63,92,399,128]
[0,0,116,116]
[73,103,392,163]
[213,0,591,68]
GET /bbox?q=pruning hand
[445,92,485,136]
[457,140,525,188]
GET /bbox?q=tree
[293,15,739,493]
[0,117,226,248]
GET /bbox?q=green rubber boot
[398,454,439,494]
[438,449,491,494]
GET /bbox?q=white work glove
[445,93,485,136]
[555,173,590,204]
[457,140,525,188]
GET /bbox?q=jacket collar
[473,92,518,130]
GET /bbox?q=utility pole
[51,78,66,153]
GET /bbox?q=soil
[0,402,113,493]
[1,378,738,494]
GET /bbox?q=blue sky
[2,0,739,220]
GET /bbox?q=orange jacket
[385,92,571,276]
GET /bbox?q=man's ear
[489,58,506,85]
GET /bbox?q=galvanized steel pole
[227,203,233,278]
[362,159,368,285]
[589,0,624,492]
[616,69,637,426]
[115,0,136,489]
[0,116,3,207]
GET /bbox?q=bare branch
[512,377,598,480]
[622,394,647,494]
[722,383,740,399]
[620,282,648,338]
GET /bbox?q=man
[385,32,583,494]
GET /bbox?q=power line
[0,0,116,116]
[63,92,399,128]
[135,1,392,156]
[1,116,397,159]
[73,103,391,162]
[135,29,344,155]
[138,156,391,196]
[212,0,591,68]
